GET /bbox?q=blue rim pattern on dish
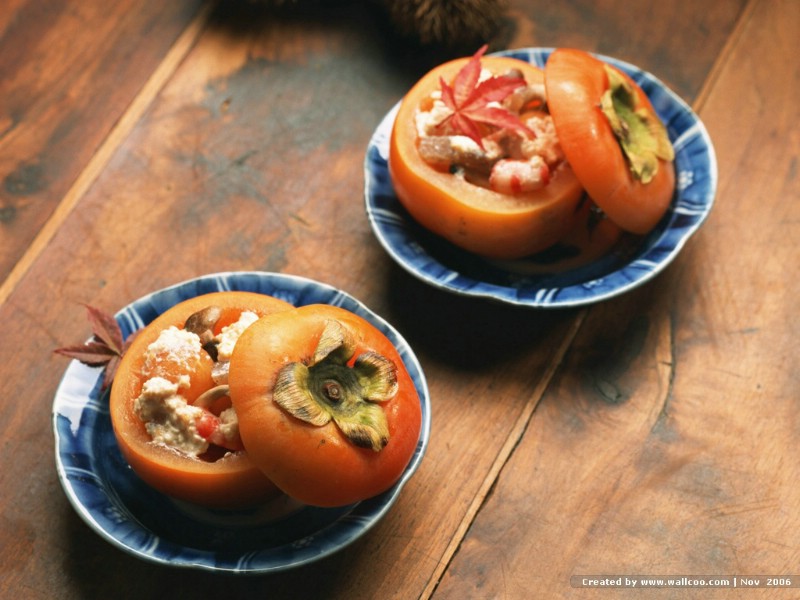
[364,47,717,308]
[53,272,431,573]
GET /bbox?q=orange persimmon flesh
[389,55,585,260]
[110,291,292,509]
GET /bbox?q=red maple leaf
[437,45,534,149]
[54,304,135,390]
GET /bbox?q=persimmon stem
[272,320,396,452]
[322,381,343,403]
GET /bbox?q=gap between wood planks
[0,1,215,308]
[418,1,756,595]
[420,308,588,599]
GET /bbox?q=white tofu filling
[134,376,210,457]
[133,310,258,456]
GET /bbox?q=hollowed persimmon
[388,50,585,260]
[109,291,292,509]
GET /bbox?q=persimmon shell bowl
[388,54,585,260]
[109,291,291,509]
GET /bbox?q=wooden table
[2,0,797,597]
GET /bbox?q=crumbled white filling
[211,310,259,384]
[217,407,239,444]
[415,99,451,137]
[134,312,256,455]
[134,376,209,456]
[449,135,483,155]
[143,326,203,376]
[211,361,230,386]
[216,311,258,361]
[520,115,564,165]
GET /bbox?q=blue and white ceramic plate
[364,47,717,308]
[53,272,430,573]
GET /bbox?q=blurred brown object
[383,0,508,46]
[240,0,508,47]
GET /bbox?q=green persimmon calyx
[600,66,674,184]
[273,319,398,452]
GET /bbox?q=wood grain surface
[437,2,800,597]
[0,0,206,286]
[1,0,797,598]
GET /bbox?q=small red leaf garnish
[54,304,130,390]
[437,45,534,148]
[54,341,119,366]
[101,355,121,392]
[84,303,123,354]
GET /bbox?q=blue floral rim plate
[53,272,431,573]
[364,47,717,308]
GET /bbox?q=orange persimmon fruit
[545,48,676,234]
[228,304,422,508]
[110,291,292,509]
[389,54,585,260]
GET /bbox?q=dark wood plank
[0,0,205,283]
[435,0,800,596]
[504,0,747,101]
